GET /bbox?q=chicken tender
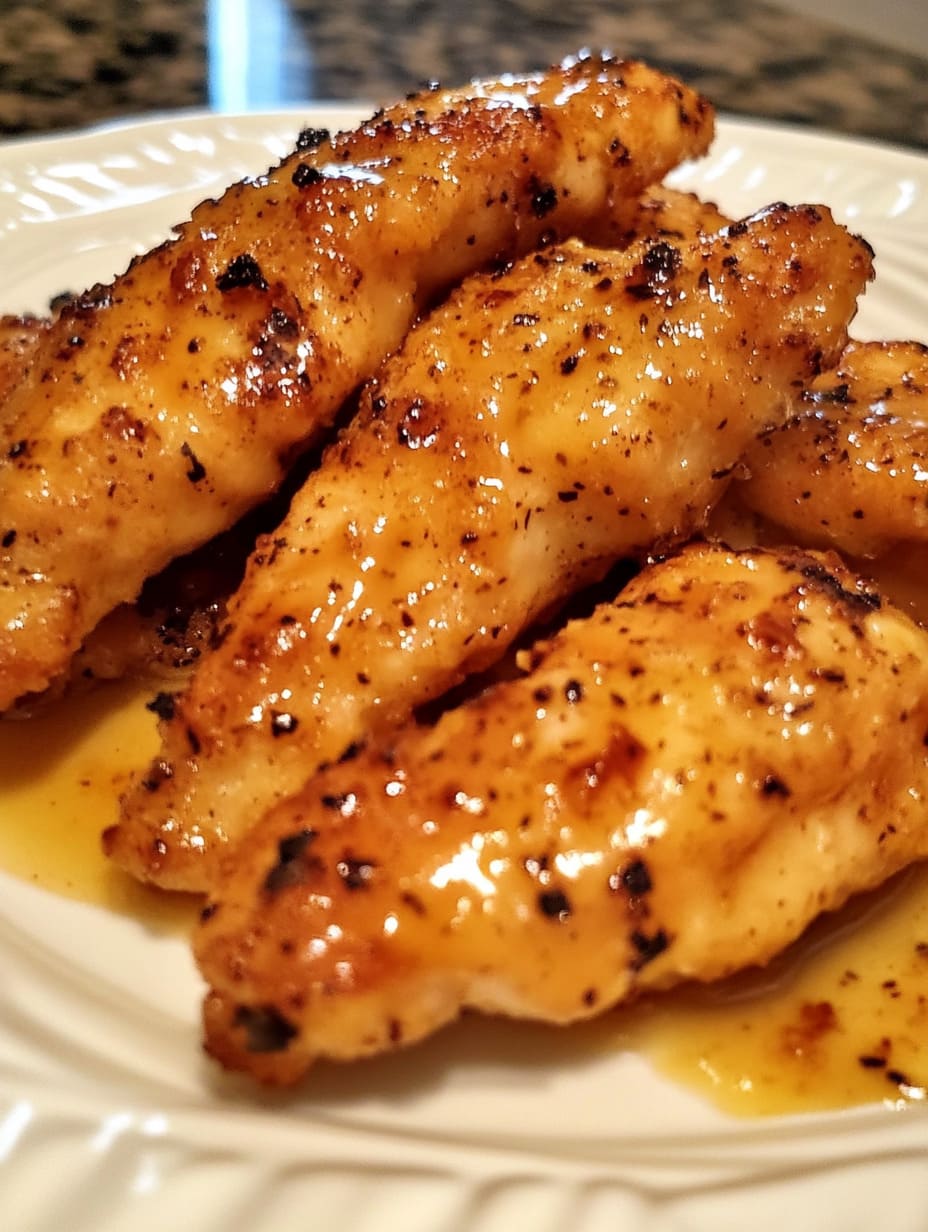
[713,340,928,623]
[7,188,729,709]
[735,340,928,558]
[0,54,715,709]
[108,204,873,892]
[195,541,928,1084]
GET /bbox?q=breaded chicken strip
[0,54,715,709]
[195,541,928,1084]
[108,204,873,891]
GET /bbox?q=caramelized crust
[108,203,873,892]
[0,54,715,709]
[195,542,928,1084]
[14,188,729,709]
[735,340,928,557]
[621,183,729,241]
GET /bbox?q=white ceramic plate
[2,109,928,1232]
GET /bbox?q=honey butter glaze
[195,542,928,1097]
[109,201,872,894]
[0,565,926,1114]
[622,863,928,1116]
[712,340,928,629]
[736,341,928,561]
[0,678,193,928]
[0,53,714,711]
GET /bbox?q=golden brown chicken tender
[621,183,730,242]
[712,340,928,624]
[3,188,729,712]
[0,54,715,710]
[107,203,873,893]
[195,541,928,1085]
[735,340,928,558]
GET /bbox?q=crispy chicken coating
[0,54,715,709]
[195,541,928,1084]
[108,203,873,892]
[734,340,928,558]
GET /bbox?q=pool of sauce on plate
[0,677,196,930]
[613,864,928,1115]
[0,676,926,1114]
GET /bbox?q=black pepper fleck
[263,828,321,893]
[615,858,652,896]
[145,692,176,721]
[761,774,791,798]
[234,1005,298,1053]
[539,889,572,920]
[180,441,206,483]
[295,126,330,151]
[292,163,324,188]
[216,253,268,293]
[630,928,669,969]
[337,857,376,889]
[529,179,558,218]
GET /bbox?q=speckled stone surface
[0,0,926,149]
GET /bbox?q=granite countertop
[0,0,926,150]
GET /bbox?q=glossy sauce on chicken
[1,53,922,1118]
[109,204,873,893]
[735,341,928,558]
[192,543,928,1087]
[0,54,715,710]
[0,682,926,1113]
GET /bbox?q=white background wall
[773,0,928,58]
